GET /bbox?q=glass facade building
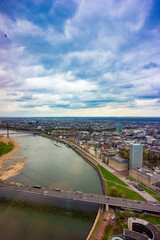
[129,144,143,169]
[116,123,122,132]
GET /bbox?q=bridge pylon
[105,204,109,211]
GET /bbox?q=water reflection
[0,130,102,240]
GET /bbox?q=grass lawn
[0,141,14,157]
[98,165,127,186]
[154,196,160,202]
[126,176,135,181]
[103,212,160,240]
[102,223,124,240]
[138,184,160,202]
[117,212,160,225]
[106,181,145,201]
[140,214,160,225]
[90,212,104,239]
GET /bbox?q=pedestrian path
[123,177,158,202]
[69,141,159,203]
[94,211,113,240]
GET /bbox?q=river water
[0,131,102,240]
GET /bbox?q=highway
[0,182,160,214]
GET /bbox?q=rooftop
[110,156,128,164]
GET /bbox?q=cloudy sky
[0,0,160,117]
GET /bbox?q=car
[55,188,61,192]
[76,191,83,195]
[103,219,107,221]
[34,185,41,189]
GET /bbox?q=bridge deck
[0,182,160,213]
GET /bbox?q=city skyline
[0,0,160,117]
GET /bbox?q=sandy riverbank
[0,136,24,181]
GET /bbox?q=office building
[109,218,160,240]
[146,136,154,144]
[129,144,143,169]
[108,156,128,171]
[129,168,160,193]
[116,123,122,133]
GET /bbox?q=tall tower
[7,123,9,138]
[129,144,143,169]
[116,123,122,133]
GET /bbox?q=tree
[143,150,148,161]
[119,190,125,198]
[110,186,118,197]
[112,225,122,235]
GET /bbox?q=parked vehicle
[16,183,23,186]
[76,191,83,194]
[34,185,41,189]
[133,183,144,191]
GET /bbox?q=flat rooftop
[110,156,128,164]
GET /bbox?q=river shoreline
[40,134,106,240]
[0,136,24,181]
[1,132,105,239]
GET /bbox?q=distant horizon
[1,116,160,119]
[0,0,160,117]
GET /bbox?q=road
[0,182,160,214]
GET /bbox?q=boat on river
[54,143,61,148]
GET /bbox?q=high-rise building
[129,144,143,169]
[36,121,39,127]
[116,123,122,133]
[146,136,154,144]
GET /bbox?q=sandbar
[0,136,24,181]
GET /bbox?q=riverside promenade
[43,137,160,239]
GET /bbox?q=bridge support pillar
[105,204,109,211]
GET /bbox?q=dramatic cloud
[0,0,160,116]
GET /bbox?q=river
[0,131,102,240]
